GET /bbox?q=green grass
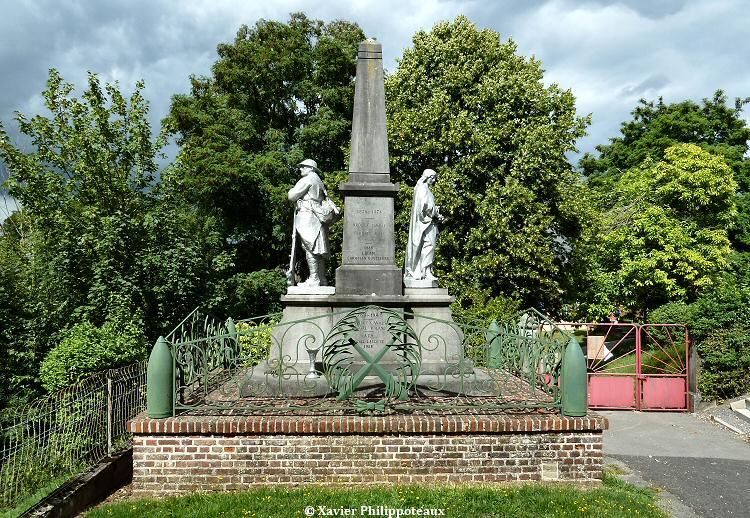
[87,473,665,518]
[597,345,685,375]
[0,475,70,518]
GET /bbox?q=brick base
[130,414,607,495]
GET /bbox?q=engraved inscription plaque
[341,197,395,265]
[351,307,400,364]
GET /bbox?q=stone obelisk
[334,39,402,296]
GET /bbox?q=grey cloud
[0,0,748,193]
[0,0,235,138]
[590,0,690,19]
[618,74,670,97]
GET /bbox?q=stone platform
[129,412,608,495]
[267,287,466,383]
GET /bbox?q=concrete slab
[602,411,750,517]
[602,410,750,460]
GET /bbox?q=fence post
[226,317,238,367]
[107,373,113,455]
[485,320,501,368]
[147,336,174,418]
[561,336,588,417]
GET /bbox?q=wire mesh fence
[0,361,146,513]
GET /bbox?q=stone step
[729,397,750,423]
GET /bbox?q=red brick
[133,425,605,493]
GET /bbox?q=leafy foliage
[581,91,750,249]
[236,319,278,367]
[0,70,214,402]
[209,269,287,319]
[0,213,33,408]
[697,326,750,399]
[575,144,735,318]
[39,317,146,392]
[649,302,696,329]
[164,13,364,278]
[651,281,750,398]
[581,92,750,189]
[386,16,589,313]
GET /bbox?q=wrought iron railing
[0,362,146,513]
[169,306,569,415]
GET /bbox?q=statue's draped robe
[288,172,330,257]
[405,180,438,279]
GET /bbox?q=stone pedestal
[404,287,468,375]
[246,286,473,396]
[335,182,401,296]
[273,287,467,376]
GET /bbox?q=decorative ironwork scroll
[324,306,420,409]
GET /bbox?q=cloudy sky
[1,0,749,219]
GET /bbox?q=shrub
[211,269,287,319]
[651,284,750,399]
[649,302,696,327]
[697,326,750,399]
[690,284,750,342]
[39,318,147,392]
[236,320,277,367]
[450,287,520,327]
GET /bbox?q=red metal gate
[639,324,689,410]
[566,323,689,411]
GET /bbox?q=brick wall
[130,414,607,495]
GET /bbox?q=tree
[0,70,214,401]
[0,212,33,409]
[580,91,750,249]
[386,16,589,314]
[581,92,749,185]
[576,144,735,317]
[164,13,364,286]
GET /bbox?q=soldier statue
[287,159,340,287]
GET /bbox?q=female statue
[405,168,441,282]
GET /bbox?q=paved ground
[601,410,750,517]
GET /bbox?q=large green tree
[580,92,750,249]
[575,144,735,318]
[0,70,216,402]
[386,16,589,315]
[165,14,364,286]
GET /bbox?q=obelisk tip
[359,38,382,54]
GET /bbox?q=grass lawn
[1,475,71,518]
[87,472,666,518]
[596,345,685,375]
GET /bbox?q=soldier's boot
[302,250,320,286]
[316,256,327,286]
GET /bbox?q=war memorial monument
[131,39,606,494]
[264,39,470,393]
